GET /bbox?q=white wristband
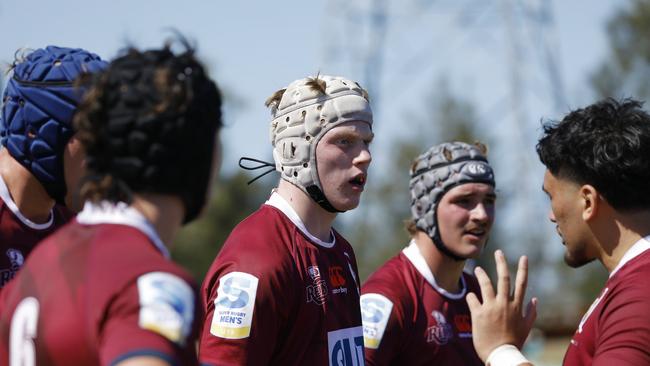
[486,344,530,366]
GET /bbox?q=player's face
[543,170,596,268]
[63,134,85,212]
[436,183,496,258]
[316,121,373,211]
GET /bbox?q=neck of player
[276,180,336,242]
[413,231,466,293]
[593,205,650,273]
[0,148,54,223]
[130,193,185,251]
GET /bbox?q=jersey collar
[0,173,54,230]
[76,201,170,259]
[266,191,336,248]
[609,236,650,278]
[402,239,467,299]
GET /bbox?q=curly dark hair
[74,39,222,223]
[536,98,650,210]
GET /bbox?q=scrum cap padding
[268,75,372,211]
[409,142,495,258]
[0,46,107,203]
[81,48,222,224]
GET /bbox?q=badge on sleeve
[137,272,195,345]
[210,271,259,339]
[360,293,393,349]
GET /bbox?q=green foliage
[342,77,494,281]
[171,171,274,280]
[591,0,650,100]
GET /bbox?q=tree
[341,77,491,280]
[591,0,650,100]
[172,171,274,280]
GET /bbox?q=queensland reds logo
[306,266,328,305]
[426,310,453,345]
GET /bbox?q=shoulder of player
[363,256,413,311]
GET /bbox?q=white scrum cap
[267,75,372,212]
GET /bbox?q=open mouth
[349,174,366,189]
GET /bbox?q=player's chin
[563,250,594,268]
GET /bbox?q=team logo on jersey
[454,314,472,338]
[137,272,195,345]
[328,326,364,366]
[1,249,25,287]
[306,265,328,305]
[360,293,393,349]
[211,271,259,339]
[426,310,453,345]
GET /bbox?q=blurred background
[3,0,649,364]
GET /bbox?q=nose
[471,203,492,225]
[548,209,556,223]
[354,145,372,167]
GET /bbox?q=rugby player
[198,75,373,365]
[361,141,495,365]
[0,46,106,288]
[467,98,650,366]
[0,41,222,365]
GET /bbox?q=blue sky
[0,0,628,266]
[0,0,624,173]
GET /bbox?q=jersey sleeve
[592,282,650,365]
[361,281,410,366]
[198,243,294,365]
[98,271,200,366]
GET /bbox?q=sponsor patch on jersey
[137,272,195,345]
[360,293,393,349]
[211,271,259,339]
[328,326,364,366]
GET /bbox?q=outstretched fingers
[513,255,529,305]
[494,250,511,301]
[474,266,495,301]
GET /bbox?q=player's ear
[580,184,599,221]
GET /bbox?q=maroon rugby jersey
[563,238,650,366]
[0,175,72,289]
[199,192,364,366]
[0,201,201,366]
[361,241,483,366]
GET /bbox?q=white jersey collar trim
[0,174,54,230]
[402,240,467,299]
[76,201,170,259]
[609,236,650,279]
[265,191,336,248]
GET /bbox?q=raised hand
[466,250,537,362]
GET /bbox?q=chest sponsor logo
[426,310,453,345]
[211,271,259,339]
[577,287,609,334]
[360,293,393,349]
[328,326,364,366]
[330,266,349,295]
[1,249,24,287]
[454,314,472,338]
[137,272,195,345]
[306,265,328,305]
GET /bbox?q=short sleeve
[99,271,200,366]
[198,256,293,365]
[592,282,650,365]
[361,286,409,366]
